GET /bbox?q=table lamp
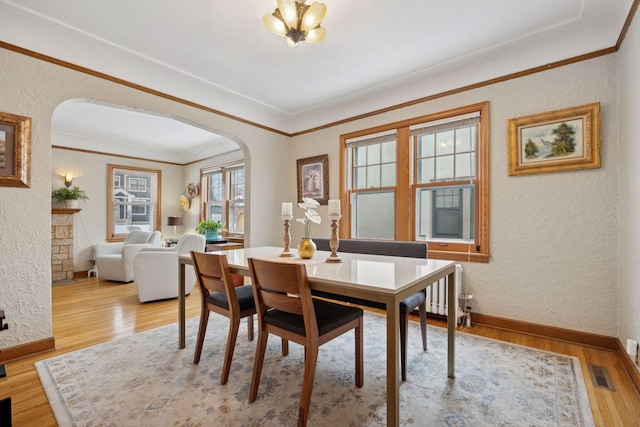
[167,216,183,239]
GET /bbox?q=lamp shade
[167,216,183,226]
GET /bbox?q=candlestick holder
[326,214,343,263]
[280,215,295,257]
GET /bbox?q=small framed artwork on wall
[0,111,31,188]
[296,154,329,205]
[507,102,600,176]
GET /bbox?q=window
[341,102,489,262]
[108,165,161,240]
[348,131,397,239]
[201,163,245,234]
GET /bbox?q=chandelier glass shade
[263,0,327,47]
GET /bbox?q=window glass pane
[352,191,394,239]
[415,185,474,242]
[418,133,435,157]
[418,158,434,183]
[355,145,367,167]
[456,126,471,152]
[229,168,244,200]
[367,144,380,164]
[455,153,472,180]
[354,166,367,189]
[435,155,454,181]
[381,163,396,187]
[435,130,454,156]
[209,172,223,202]
[367,165,380,188]
[229,202,244,233]
[381,141,396,162]
[207,205,223,222]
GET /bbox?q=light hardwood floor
[1,276,639,426]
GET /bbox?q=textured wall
[293,54,620,337]
[0,48,290,349]
[617,12,640,366]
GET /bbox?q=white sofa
[94,230,162,283]
[133,233,206,303]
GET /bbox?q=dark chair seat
[207,285,256,311]
[399,291,426,314]
[265,299,363,337]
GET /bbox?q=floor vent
[587,364,615,391]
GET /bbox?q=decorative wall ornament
[187,182,199,197]
[180,194,190,211]
[507,102,601,176]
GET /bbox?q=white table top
[216,246,455,296]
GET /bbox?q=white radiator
[424,264,463,323]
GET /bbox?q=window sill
[428,250,489,263]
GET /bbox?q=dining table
[177,246,458,427]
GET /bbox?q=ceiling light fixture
[263,0,327,47]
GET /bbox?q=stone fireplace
[51,208,80,282]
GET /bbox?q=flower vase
[298,238,316,259]
[64,200,78,209]
[206,231,219,241]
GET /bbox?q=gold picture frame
[0,111,31,187]
[507,102,600,176]
[296,154,329,205]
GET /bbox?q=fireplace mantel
[51,208,81,215]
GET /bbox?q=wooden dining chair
[247,257,364,427]
[190,251,257,385]
[312,238,428,381]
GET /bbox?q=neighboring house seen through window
[108,164,161,241]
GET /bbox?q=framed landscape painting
[507,103,600,176]
[0,111,31,187]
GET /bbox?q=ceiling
[0,0,635,163]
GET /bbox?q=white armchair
[133,233,206,303]
[94,231,162,283]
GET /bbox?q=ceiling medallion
[263,0,327,47]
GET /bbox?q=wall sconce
[64,172,74,188]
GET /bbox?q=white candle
[281,202,292,217]
[328,199,341,216]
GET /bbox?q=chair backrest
[147,231,162,246]
[248,258,312,320]
[312,238,427,259]
[124,230,153,244]
[175,233,206,255]
[191,252,236,302]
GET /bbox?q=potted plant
[51,185,89,208]
[196,219,225,240]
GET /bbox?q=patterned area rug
[36,312,594,426]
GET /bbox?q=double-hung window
[348,131,397,239]
[107,164,161,240]
[342,102,489,262]
[201,163,245,234]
